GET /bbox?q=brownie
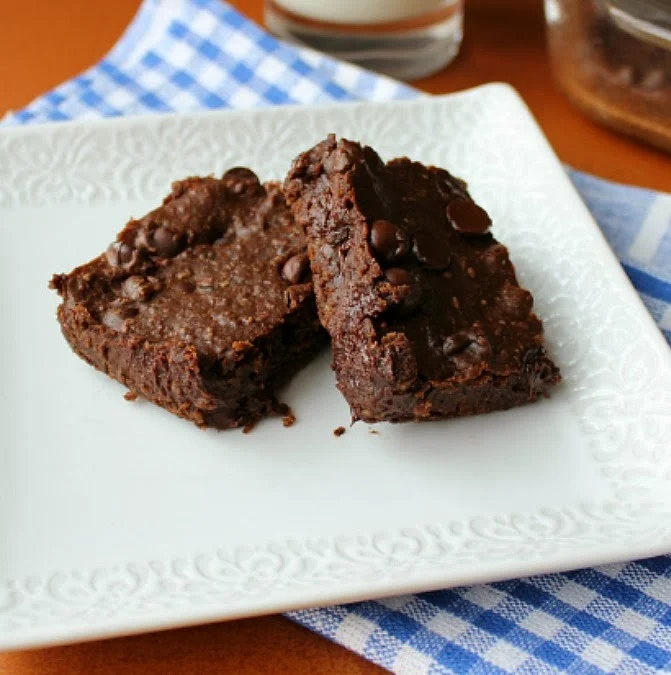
[285,136,560,423]
[51,169,327,430]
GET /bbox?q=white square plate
[1,84,670,649]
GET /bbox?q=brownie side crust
[51,170,327,430]
[285,136,560,423]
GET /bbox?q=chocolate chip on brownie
[446,198,492,235]
[370,219,409,263]
[281,253,311,285]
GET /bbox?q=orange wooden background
[0,1,669,673]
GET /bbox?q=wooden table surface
[1,1,669,673]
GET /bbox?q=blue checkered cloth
[5,0,670,671]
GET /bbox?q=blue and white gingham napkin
[6,0,671,671]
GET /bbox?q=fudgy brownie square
[285,136,560,423]
[51,169,326,430]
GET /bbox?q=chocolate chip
[353,158,396,221]
[447,199,492,235]
[224,167,257,181]
[106,242,135,268]
[118,243,133,263]
[370,220,409,263]
[151,227,182,257]
[121,275,154,302]
[385,267,412,285]
[282,253,310,285]
[223,167,261,194]
[412,231,453,270]
[451,332,491,368]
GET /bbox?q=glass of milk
[265,0,464,80]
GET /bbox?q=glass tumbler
[265,0,464,81]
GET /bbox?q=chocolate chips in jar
[545,0,671,152]
[587,3,671,92]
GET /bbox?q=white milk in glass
[265,0,464,80]
[270,0,451,25]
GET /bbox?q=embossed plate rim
[1,83,670,649]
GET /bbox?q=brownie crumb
[124,391,138,402]
[368,428,379,435]
[333,425,346,437]
[282,411,297,428]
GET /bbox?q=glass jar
[545,0,671,152]
[265,0,463,81]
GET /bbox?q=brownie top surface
[286,136,546,382]
[54,170,311,361]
